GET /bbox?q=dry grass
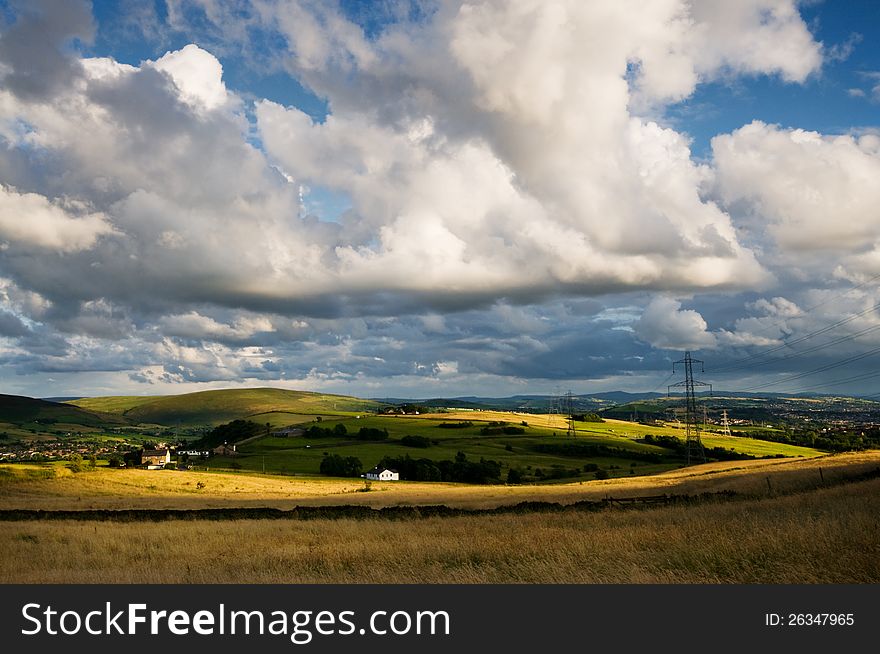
[2,477,878,584]
[1,451,878,510]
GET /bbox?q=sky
[1,0,879,400]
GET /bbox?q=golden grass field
[3,451,880,509]
[2,451,878,583]
[1,476,877,583]
[1,451,877,510]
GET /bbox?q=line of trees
[304,424,389,440]
[197,419,263,448]
[640,434,756,461]
[376,452,503,484]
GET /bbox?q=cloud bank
[0,0,877,397]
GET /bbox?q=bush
[437,421,473,429]
[480,426,525,435]
[594,469,610,480]
[400,435,431,448]
[543,465,582,480]
[356,427,389,441]
[507,468,523,484]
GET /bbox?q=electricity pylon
[721,409,732,437]
[668,352,712,465]
[565,391,576,437]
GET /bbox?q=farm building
[140,448,171,468]
[213,443,238,456]
[364,466,399,481]
[271,427,304,438]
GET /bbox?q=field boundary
[0,491,737,522]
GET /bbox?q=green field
[0,391,831,485]
[202,413,821,481]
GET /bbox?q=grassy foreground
[1,477,877,583]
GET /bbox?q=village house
[140,448,171,469]
[213,443,238,456]
[364,466,399,481]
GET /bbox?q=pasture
[204,412,821,479]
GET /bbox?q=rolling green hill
[67,395,160,414]
[70,388,384,426]
[0,394,125,429]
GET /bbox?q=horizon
[2,1,880,399]
[25,385,880,404]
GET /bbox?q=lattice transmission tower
[565,391,576,437]
[668,352,712,465]
[721,409,732,437]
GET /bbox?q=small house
[364,466,399,481]
[141,448,171,469]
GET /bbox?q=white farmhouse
[364,466,399,481]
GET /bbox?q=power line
[647,370,676,394]
[718,271,880,348]
[740,345,880,392]
[714,323,880,373]
[711,302,880,373]
[780,369,880,394]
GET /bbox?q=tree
[68,453,84,473]
[507,468,523,484]
[319,454,362,477]
[333,423,348,436]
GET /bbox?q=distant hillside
[68,395,161,414]
[374,394,615,412]
[0,394,124,428]
[71,388,384,426]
